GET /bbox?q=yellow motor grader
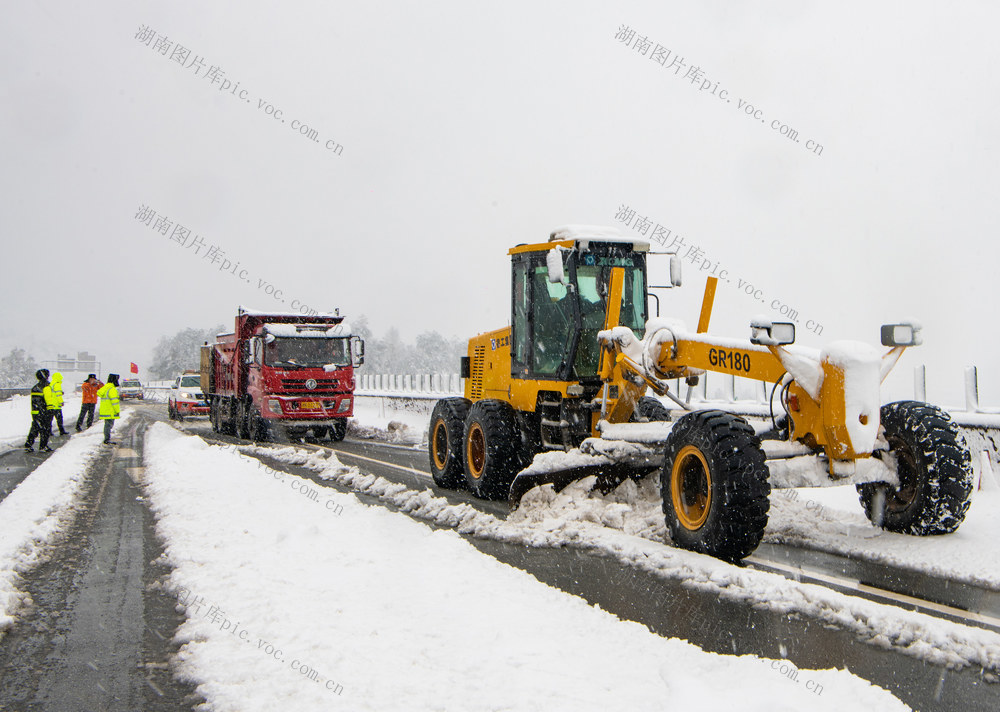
[428,226,973,561]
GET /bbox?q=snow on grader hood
[427,229,973,562]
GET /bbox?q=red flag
[130,362,139,374]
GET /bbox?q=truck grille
[281,379,340,391]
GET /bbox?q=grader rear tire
[661,410,770,562]
[857,401,973,534]
[429,398,471,488]
[463,399,522,500]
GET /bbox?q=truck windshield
[180,376,200,388]
[265,337,350,369]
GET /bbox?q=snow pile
[0,394,84,451]
[765,484,1000,590]
[348,398,427,445]
[255,444,1000,677]
[0,410,133,637]
[142,426,907,711]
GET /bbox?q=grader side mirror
[669,254,682,287]
[750,320,796,346]
[881,323,922,347]
[546,247,567,285]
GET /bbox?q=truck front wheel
[210,400,222,433]
[237,400,251,439]
[249,408,270,442]
[329,419,348,442]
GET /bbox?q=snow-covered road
[141,422,906,711]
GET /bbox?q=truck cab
[204,308,365,442]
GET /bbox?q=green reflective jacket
[96,383,120,419]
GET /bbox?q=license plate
[299,401,321,410]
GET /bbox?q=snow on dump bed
[263,322,352,338]
[0,410,133,638]
[254,444,1000,679]
[141,425,907,712]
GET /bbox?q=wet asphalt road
[1,403,998,711]
[0,417,200,711]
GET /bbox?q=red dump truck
[201,307,365,442]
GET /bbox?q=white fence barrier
[356,373,463,400]
[354,367,999,422]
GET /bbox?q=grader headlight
[880,322,922,347]
[749,318,796,346]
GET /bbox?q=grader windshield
[511,243,647,381]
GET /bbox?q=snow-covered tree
[0,348,39,387]
[352,315,463,375]
[149,325,224,380]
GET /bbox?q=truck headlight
[267,399,282,415]
[337,397,352,413]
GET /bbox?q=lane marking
[746,555,1000,630]
[343,439,427,454]
[315,445,430,479]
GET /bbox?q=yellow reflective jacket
[96,383,120,420]
[48,372,64,409]
[42,384,57,410]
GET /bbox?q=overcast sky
[2,1,999,405]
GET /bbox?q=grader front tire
[463,399,522,500]
[428,398,471,488]
[857,401,973,535]
[661,410,771,562]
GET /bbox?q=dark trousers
[50,409,66,435]
[26,412,52,449]
[77,403,96,430]
[103,418,115,443]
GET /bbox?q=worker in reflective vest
[96,374,121,445]
[48,371,68,436]
[24,369,54,453]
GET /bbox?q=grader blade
[508,437,666,509]
[507,462,652,510]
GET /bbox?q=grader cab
[429,226,973,561]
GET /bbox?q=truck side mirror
[669,254,682,287]
[351,336,365,367]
